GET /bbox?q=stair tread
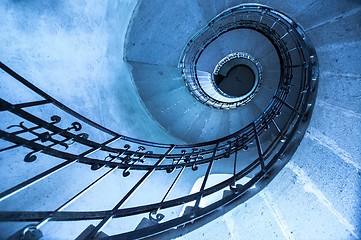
[196,40,227,73]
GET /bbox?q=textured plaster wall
[0,0,360,239]
[0,0,179,143]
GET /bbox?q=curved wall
[0,0,180,144]
[0,0,360,239]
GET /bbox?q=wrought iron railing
[179,4,318,110]
[0,3,318,239]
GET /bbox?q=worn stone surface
[0,0,360,239]
[0,0,178,144]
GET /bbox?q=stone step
[168,101,208,142]
[252,85,276,112]
[199,109,229,141]
[289,134,361,236]
[181,107,213,143]
[130,62,185,101]
[310,100,361,168]
[262,161,358,240]
[196,39,228,74]
[174,194,288,240]
[306,7,361,47]
[317,72,361,114]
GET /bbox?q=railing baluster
[0,3,318,238]
[271,119,281,133]
[259,12,264,24]
[253,123,266,173]
[233,145,238,177]
[161,167,185,205]
[150,166,186,222]
[275,96,302,115]
[229,141,239,191]
[35,167,118,230]
[85,145,175,238]
[0,160,75,203]
[193,143,219,209]
[280,31,290,40]
[270,18,279,30]
[0,136,120,202]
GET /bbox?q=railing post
[253,123,266,173]
[84,145,175,239]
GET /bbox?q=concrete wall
[0,0,360,239]
[126,0,361,239]
[0,0,179,144]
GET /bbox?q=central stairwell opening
[1,1,360,239]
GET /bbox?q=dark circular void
[214,64,256,97]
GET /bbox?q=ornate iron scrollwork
[0,3,318,239]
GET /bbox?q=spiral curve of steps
[0,0,360,239]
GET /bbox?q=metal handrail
[179,4,315,110]
[0,3,318,239]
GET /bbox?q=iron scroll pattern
[0,4,318,240]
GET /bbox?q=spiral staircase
[0,1,360,239]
